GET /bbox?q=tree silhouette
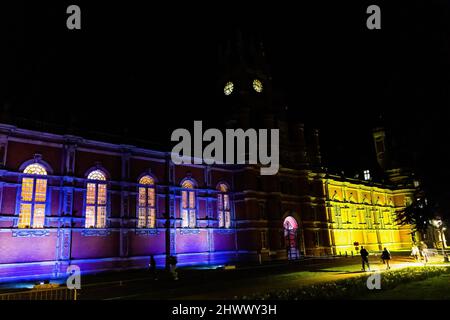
[397,185,450,234]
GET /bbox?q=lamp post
[431,218,449,263]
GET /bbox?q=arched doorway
[284,216,299,260]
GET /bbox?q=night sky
[3,1,450,191]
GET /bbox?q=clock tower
[217,28,277,130]
[216,28,321,169]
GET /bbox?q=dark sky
[2,1,450,188]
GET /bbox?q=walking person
[411,244,420,262]
[419,241,429,265]
[168,255,178,280]
[148,255,158,280]
[381,247,391,270]
[360,246,371,271]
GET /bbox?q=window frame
[17,163,49,229]
[180,180,196,228]
[84,170,108,229]
[137,175,157,228]
[217,183,231,228]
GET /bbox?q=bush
[240,266,450,300]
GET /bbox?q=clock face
[224,81,234,95]
[253,79,263,93]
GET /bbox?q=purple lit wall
[0,124,244,283]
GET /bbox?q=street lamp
[431,218,449,263]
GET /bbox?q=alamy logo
[171,121,279,175]
[66,5,81,30]
[366,272,381,290]
[66,265,81,289]
[366,5,381,30]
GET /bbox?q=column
[120,148,131,258]
[165,159,176,269]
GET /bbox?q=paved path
[2,254,445,300]
[175,255,442,300]
[83,254,444,300]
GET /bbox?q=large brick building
[0,121,414,282]
[0,34,415,282]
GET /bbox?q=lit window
[87,170,106,181]
[85,170,107,228]
[365,208,373,229]
[335,206,343,228]
[253,79,263,93]
[379,210,385,228]
[24,164,47,175]
[363,170,371,181]
[217,183,231,228]
[181,180,196,228]
[138,175,156,228]
[224,81,234,96]
[18,164,48,228]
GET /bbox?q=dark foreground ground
[1,252,449,300]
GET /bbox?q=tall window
[379,209,385,228]
[314,231,321,247]
[261,231,268,249]
[217,183,231,228]
[138,175,156,228]
[181,180,196,228]
[85,170,107,228]
[365,208,373,229]
[18,163,48,228]
[335,206,343,228]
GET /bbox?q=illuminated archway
[284,216,298,231]
[283,216,299,260]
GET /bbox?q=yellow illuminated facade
[323,177,414,255]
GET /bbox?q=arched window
[85,170,107,228]
[138,175,156,228]
[217,183,231,228]
[181,180,196,228]
[18,163,48,228]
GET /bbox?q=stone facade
[0,122,414,282]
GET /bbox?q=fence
[0,287,78,300]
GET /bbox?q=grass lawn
[360,273,450,300]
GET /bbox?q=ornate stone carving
[81,229,111,237]
[12,229,50,237]
[179,229,201,235]
[135,229,160,236]
[216,229,234,234]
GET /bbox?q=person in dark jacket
[381,247,391,270]
[360,246,370,271]
[168,255,178,280]
[148,255,157,280]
